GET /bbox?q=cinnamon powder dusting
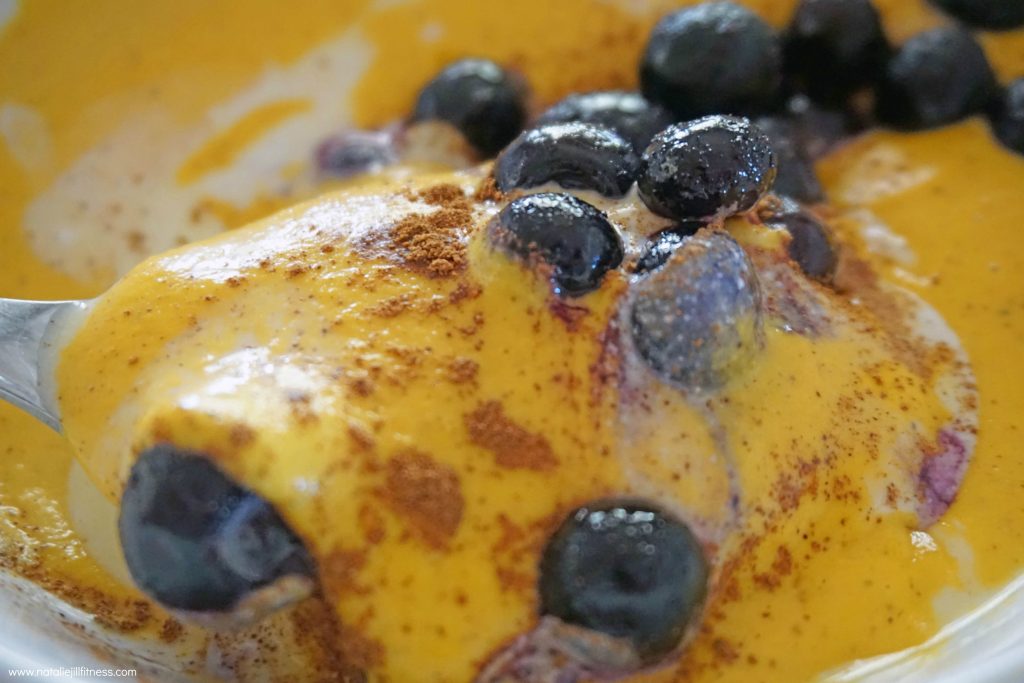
[381,450,464,549]
[368,293,414,318]
[474,175,504,203]
[417,183,468,207]
[464,401,558,471]
[386,184,474,278]
[339,622,386,672]
[548,297,590,331]
[158,618,185,643]
[447,357,479,384]
[288,595,377,680]
[0,551,156,635]
[833,251,938,380]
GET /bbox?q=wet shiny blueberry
[487,192,623,297]
[630,230,763,390]
[411,58,527,157]
[316,130,396,178]
[638,115,776,221]
[929,0,1024,30]
[535,91,675,153]
[119,444,314,612]
[539,500,708,663]
[633,223,705,274]
[640,2,782,119]
[990,78,1024,154]
[754,116,825,203]
[782,0,889,105]
[765,198,837,280]
[877,26,997,130]
[494,122,640,198]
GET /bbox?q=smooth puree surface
[1,1,1023,682]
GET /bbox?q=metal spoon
[0,297,90,432]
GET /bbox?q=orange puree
[1,1,1023,682]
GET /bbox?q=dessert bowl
[0,0,1023,681]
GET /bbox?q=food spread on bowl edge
[1,0,1024,681]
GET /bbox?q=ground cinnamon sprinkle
[368,293,414,318]
[417,183,469,208]
[90,594,153,633]
[753,545,794,592]
[357,502,387,545]
[321,548,370,597]
[488,513,550,598]
[0,554,158,635]
[448,279,483,304]
[464,401,558,471]
[712,638,741,663]
[447,357,479,384]
[288,596,371,681]
[347,423,376,453]
[159,617,185,643]
[548,297,590,331]
[339,622,386,671]
[381,450,464,549]
[832,251,936,380]
[388,206,471,278]
[494,566,534,595]
[345,370,376,398]
[229,423,256,448]
[474,175,504,203]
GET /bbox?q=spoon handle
[0,298,88,432]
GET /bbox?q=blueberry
[640,2,782,119]
[877,27,997,130]
[765,198,837,280]
[487,193,623,296]
[535,91,675,153]
[782,0,889,105]
[412,58,527,157]
[929,0,1024,30]
[754,116,825,203]
[633,223,705,274]
[494,122,640,198]
[118,445,314,612]
[316,130,396,178]
[539,500,708,663]
[638,115,776,221]
[785,94,860,159]
[630,230,763,390]
[990,78,1024,154]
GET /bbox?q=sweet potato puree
[1,1,1023,682]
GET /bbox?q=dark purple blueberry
[765,198,837,280]
[640,2,782,119]
[487,192,623,297]
[494,122,640,198]
[877,27,997,130]
[638,116,776,221]
[754,116,825,203]
[990,78,1024,154]
[633,223,705,274]
[535,91,675,153]
[411,58,527,157]
[783,0,889,105]
[785,94,860,159]
[630,230,763,390]
[315,130,396,178]
[119,445,314,612]
[929,0,1024,30]
[539,500,708,663]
